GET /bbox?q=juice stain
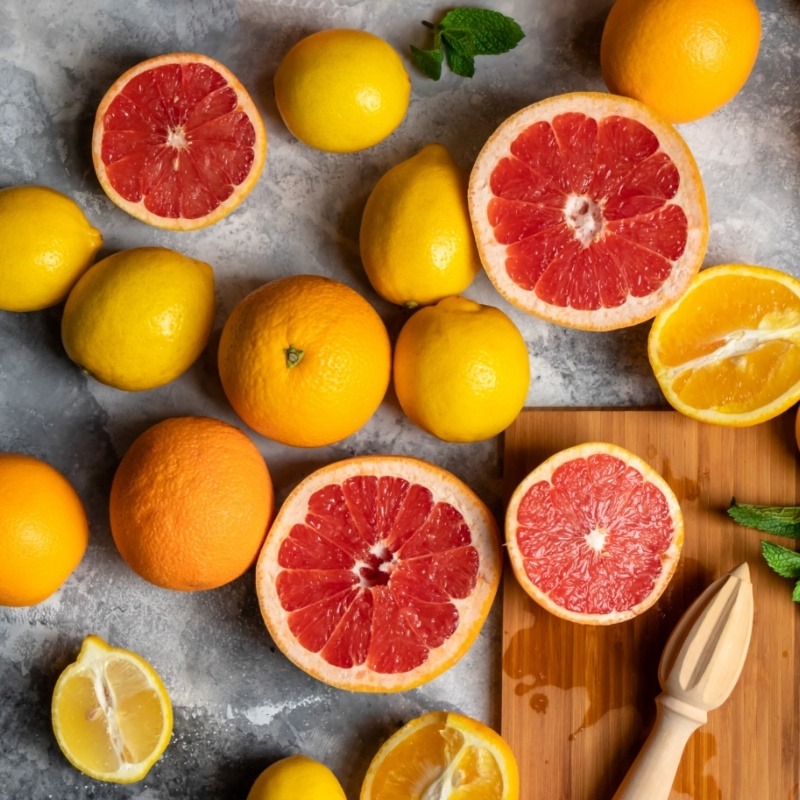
[672,731,720,800]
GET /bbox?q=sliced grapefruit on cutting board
[506,442,683,624]
[256,456,501,692]
[469,92,708,330]
[92,53,266,230]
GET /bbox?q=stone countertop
[0,1,797,798]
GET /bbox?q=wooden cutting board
[501,409,800,800]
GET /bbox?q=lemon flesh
[51,634,172,784]
[0,185,102,312]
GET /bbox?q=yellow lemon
[52,634,172,784]
[361,144,481,307]
[0,185,102,312]
[61,247,214,391]
[601,0,761,123]
[274,29,410,152]
[393,296,530,442]
[247,755,346,800]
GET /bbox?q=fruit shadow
[568,2,612,82]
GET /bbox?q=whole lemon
[274,29,410,152]
[61,247,214,391]
[394,296,530,443]
[601,0,761,123]
[360,144,481,308]
[247,755,346,800]
[0,186,102,312]
[0,453,88,606]
[218,275,391,448]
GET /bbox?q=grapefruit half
[506,443,683,625]
[92,53,267,231]
[256,456,501,692]
[469,92,708,330]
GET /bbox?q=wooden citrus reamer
[613,562,754,800]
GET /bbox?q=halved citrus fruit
[92,53,266,230]
[360,710,519,800]
[52,634,172,783]
[648,264,800,426]
[506,442,683,625]
[469,92,708,330]
[255,456,501,692]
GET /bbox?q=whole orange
[218,275,391,447]
[110,417,273,591]
[0,453,88,606]
[601,0,761,123]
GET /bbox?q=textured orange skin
[601,0,761,123]
[92,53,267,230]
[110,417,273,591]
[218,275,391,447]
[0,453,88,606]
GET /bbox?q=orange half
[648,264,800,426]
[92,53,267,231]
[360,711,519,800]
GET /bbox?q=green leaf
[761,540,800,579]
[441,27,476,58]
[410,44,443,80]
[793,580,800,602]
[440,8,525,55]
[445,45,476,78]
[727,500,800,538]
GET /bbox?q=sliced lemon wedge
[360,711,519,799]
[51,634,172,783]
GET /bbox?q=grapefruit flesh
[256,457,501,691]
[506,443,683,624]
[93,53,266,230]
[469,92,708,330]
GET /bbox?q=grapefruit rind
[648,264,800,427]
[92,52,267,231]
[255,456,502,692]
[359,710,519,800]
[505,442,683,625]
[469,92,708,331]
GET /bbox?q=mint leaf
[441,27,476,57]
[761,540,800,579]
[440,8,525,55]
[445,47,475,78]
[793,580,800,602]
[410,45,443,80]
[411,8,524,79]
[727,500,800,538]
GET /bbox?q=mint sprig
[410,8,525,80]
[727,500,800,538]
[728,499,800,602]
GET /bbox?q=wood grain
[501,409,800,800]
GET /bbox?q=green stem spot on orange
[284,345,305,368]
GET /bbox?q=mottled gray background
[0,1,797,798]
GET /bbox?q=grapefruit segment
[506,443,683,625]
[256,456,501,691]
[469,92,708,330]
[93,53,266,231]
